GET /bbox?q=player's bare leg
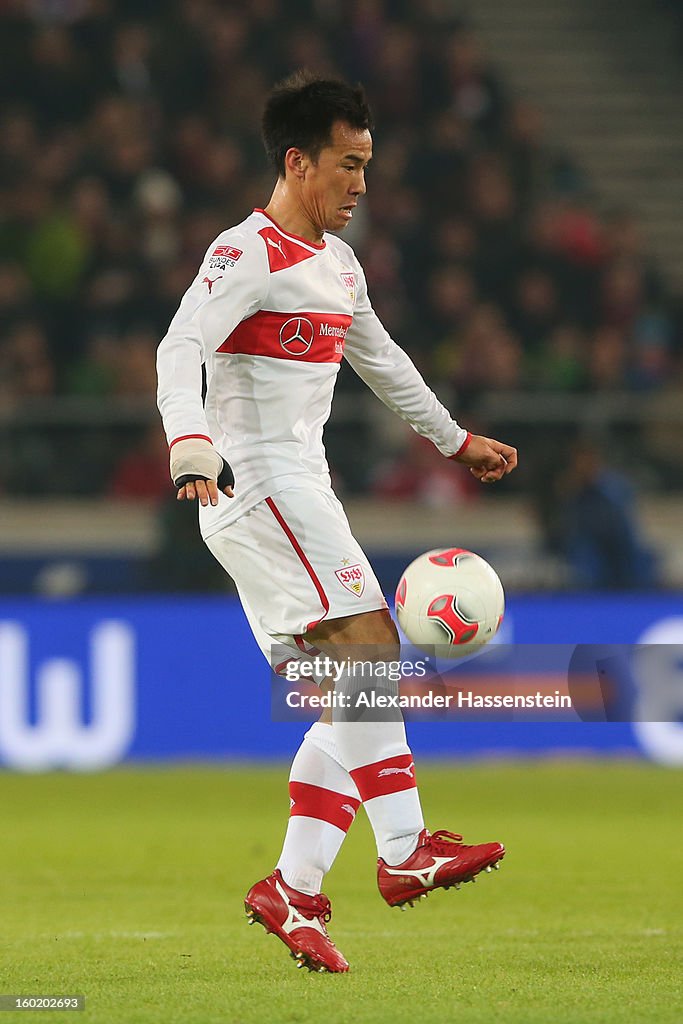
[308,609,505,909]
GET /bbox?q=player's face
[302,121,372,233]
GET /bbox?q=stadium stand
[1,0,682,591]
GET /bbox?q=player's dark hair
[262,70,373,177]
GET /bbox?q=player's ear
[284,147,308,179]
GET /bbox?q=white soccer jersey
[156,208,468,537]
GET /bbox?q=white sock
[276,722,360,895]
[332,715,424,865]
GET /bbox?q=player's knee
[308,608,400,663]
[369,614,400,662]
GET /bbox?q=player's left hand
[455,434,518,484]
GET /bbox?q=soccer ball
[395,547,504,658]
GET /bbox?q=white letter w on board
[0,620,136,771]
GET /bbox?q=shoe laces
[428,829,466,854]
[291,892,332,925]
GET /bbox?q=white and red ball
[395,547,504,658]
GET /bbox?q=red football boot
[377,829,505,908]
[244,870,349,973]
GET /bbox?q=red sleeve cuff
[448,431,472,460]
[169,434,213,450]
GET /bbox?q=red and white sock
[276,722,361,895]
[333,720,424,865]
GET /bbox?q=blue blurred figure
[561,439,658,589]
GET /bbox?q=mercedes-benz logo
[279,316,315,355]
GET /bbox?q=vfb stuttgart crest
[279,316,315,356]
[335,563,366,597]
[341,272,355,302]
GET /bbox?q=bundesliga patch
[335,563,365,597]
[341,272,356,302]
[208,245,243,270]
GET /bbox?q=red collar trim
[254,209,326,250]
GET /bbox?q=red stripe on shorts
[265,497,330,628]
[289,781,360,832]
[274,658,298,676]
[350,754,417,801]
[294,635,323,657]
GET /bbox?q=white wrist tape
[169,437,224,486]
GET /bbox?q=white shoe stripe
[382,856,454,888]
[274,880,327,936]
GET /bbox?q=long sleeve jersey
[156,208,469,538]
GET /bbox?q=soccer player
[156,71,517,974]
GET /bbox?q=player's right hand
[169,437,235,506]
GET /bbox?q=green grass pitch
[1,762,681,1024]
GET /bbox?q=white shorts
[205,486,388,677]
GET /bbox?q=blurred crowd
[1,0,682,503]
